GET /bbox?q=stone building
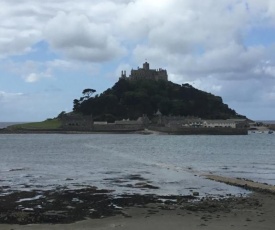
[61,113,93,130]
[120,62,168,81]
[203,120,237,128]
[115,115,150,127]
[157,115,203,127]
[203,119,248,128]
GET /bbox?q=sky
[1,0,275,122]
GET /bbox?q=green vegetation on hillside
[9,119,62,130]
[73,79,245,121]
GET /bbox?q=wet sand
[1,176,275,230]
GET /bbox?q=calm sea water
[0,133,274,196]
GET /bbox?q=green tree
[72,79,245,120]
[73,99,80,112]
[57,111,66,118]
[82,88,96,100]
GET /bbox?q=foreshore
[1,176,275,230]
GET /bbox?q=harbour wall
[149,126,248,135]
[92,124,144,132]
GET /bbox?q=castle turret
[121,62,168,81]
[120,70,127,80]
[143,62,150,70]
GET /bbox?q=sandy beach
[1,176,275,230]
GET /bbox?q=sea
[0,127,275,197]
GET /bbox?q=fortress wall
[93,124,144,131]
[61,121,93,130]
[149,126,248,135]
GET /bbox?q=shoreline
[0,128,144,135]
[0,127,248,135]
[1,177,275,229]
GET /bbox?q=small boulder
[193,192,199,196]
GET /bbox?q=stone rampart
[93,124,144,132]
[149,126,248,135]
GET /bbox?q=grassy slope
[9,119,62,130]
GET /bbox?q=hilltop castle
[120,62,168,81]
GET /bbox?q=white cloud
[0,1,43,58]
[1,60,52,83]
[24,73,40,83]
[0,91,24,101]
[44,11,126,62]
[254,61,275,77]
[46,59,73,69]
[23,71,52,83]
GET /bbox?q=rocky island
[1,62,252,135]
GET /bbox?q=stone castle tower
[120,62,168,81]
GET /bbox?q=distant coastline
[258,120,275,124]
